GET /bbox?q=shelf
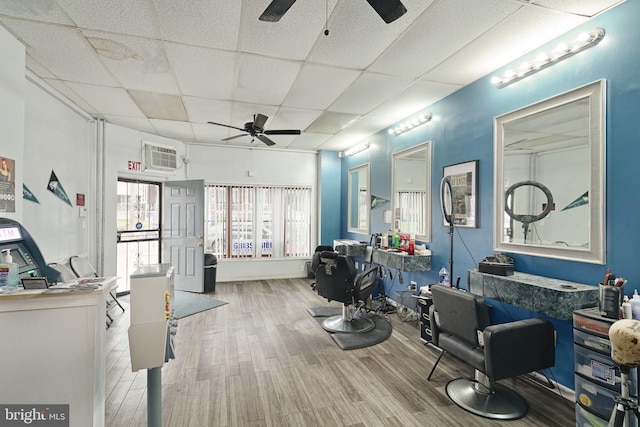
[468,269,597,320]
[372,249,431,272]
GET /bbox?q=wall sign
[0,156,16,213]
[47,170,72,207]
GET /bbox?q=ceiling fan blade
[257,135,276,146]
[259,0,297,22]
[222,133,248,141]
[253,113,268,131]
[207,121,246,132]
[263,129,301,135]
[366,0,407,23]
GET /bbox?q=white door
[162,180,205,292]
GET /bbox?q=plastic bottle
[392,230,400,249]
[622,295,632,319]
[438,265,449,286]
[408,234,415,255]
[631,290,640,320]
[0,249,18,290]
[387,230,393,247]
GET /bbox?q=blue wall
[329,0,640,389]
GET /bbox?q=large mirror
[348,163,370,235]
[392,141,432,241]
[494,80,605,263]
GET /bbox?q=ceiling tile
[370,79,462,123]
[233,54,302,105]
[369,0,521,78]
[104,115,157,134]
[534,0,625,16]
[183,96,234,124]
[152,0,241,49]
[57,0,160,39]
[283,63,361,110]
[150,118,195,141]
[64,82,145,117]
[167,43,238,99]
[307,0,434,69]
[0,0,72,25]
[240,0,337,61]
[83,30,180,94]
[128,90,188,121]
[306,111,361,134]
[41,78,98,114]
[423,6,587,85]
[329,72,413,115]
[270,107,322,134]
[287,133,331,151]
[192,121,234,143]
[2,18,119,86]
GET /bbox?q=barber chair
[309,245,335,282]
[428,285,555,420]
[314,251,378,333]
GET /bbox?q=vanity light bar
[491,28,605,89]
[388,112,432,136]
[343,141,370,157]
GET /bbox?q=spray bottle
[0,249,18,290]
[631,290,640,320]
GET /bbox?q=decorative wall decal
[0,157,16,212]
[371,194,390,209]
[47,170,72,206]
[23,184,40,204]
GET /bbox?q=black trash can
[204,253,217,293]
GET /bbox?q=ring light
[504,180,553,242]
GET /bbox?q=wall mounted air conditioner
[143,142,177,171]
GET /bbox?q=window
[205,185,311,259]
[116,179,161,293]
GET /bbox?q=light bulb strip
[343,141,370,157]
[389,112,433,136]
[492,28,605,89]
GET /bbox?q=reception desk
[0,277,117,427]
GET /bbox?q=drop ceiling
[0,0,623,151]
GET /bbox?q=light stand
[440,177,456,288]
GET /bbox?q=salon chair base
[446,377,527,420]
[322,315,374,333]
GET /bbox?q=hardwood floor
[105,278,576,426]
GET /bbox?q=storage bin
[575,403,608,427]
[574,344,638,392]
[575,374,635,422]
[573,309,612,338]
[574,329,612,354]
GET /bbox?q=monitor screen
[9,248,28,268]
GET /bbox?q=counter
[372,249,431,272]
[0,277,117,427]
[468,270,597,320]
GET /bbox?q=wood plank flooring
[105,278,576,426]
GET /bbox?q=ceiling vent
[143,142,178,171]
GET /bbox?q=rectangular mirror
[348,163,370,235]
[494,80,605,263]
[392,142,432,241]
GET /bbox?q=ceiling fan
[207,113,301,146]
[259,0,407,24]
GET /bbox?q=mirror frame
[392,141,432,242]
[347,163,370,235]
[493,79,606,264]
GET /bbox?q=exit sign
[128,160,141,171]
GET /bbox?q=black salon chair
[314,251,378,333]
[428,285,555,420]
[310,245,335,281]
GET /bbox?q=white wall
[22,80,94,263]
[0,24,25,221]
[102,126,319,282]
